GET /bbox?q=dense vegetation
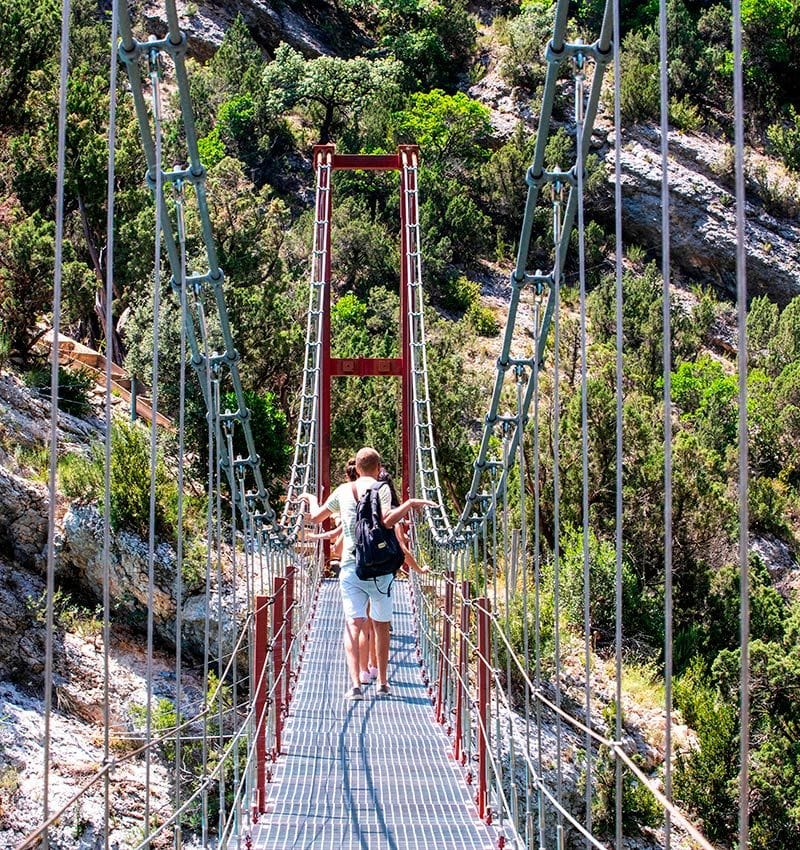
[1,0,799,847]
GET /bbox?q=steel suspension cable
[42,2,72,846]
[551,180,565,849]
[143,46,165,844]
[101,4,119,849]
[198,294,215,846]
[516,366,534,845]
[173,174,188,850]
[731,2,750,847]
[611,0,625,846]
[532,293,546,850]
[657,1,675,846]
[574,48,593,847]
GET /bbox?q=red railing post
[254,594,269,814]
[476,596,491,821]
[284,564,296,711]
[436,571,454,726]
[272,575,286,759]
[454,580,470,764]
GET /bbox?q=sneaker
[347,686,364,701]
[359,671,373,685]
[376,683,391,696]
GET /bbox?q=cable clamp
[523,271,552,295]
[547,38,610,66]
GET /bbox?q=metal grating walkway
[250,579,503,850]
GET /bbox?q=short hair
[355,446,381,475]
[344,457,358,482]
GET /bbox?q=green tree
[391,90,492,177]
[262,43,402,143]
[8,0,149,360]
[497,2,553,92]
[0,0,60,124]
[222,389,291,493]
[374,0,476,91]
[0,205,54,358]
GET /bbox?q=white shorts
[339,563,394,622]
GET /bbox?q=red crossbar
[332,153,400,171]
[330,357,403,377]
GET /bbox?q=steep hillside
[1,0,800,846]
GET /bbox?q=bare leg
[369,623,378,670]
[359,618,373,675]
[343,617,366,688]
[373,619,391,686]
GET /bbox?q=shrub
[591,745,662,837]
[674,660,739,842]
[768,106,800,172]
[27,587,102,637]
[197,127,226,168]
[748,160,799,219]
[619,29,659,125]
[467,303,500,337]
[440,275,479,313]
[497,3,552,91]
[558,523,641,641]
[24,366,94,417]
[58,450,103,502]
[108,420,176,539]
[749,476,790,536]
[747,294,779,366]
[217,94,256,152]
[669,96,702,132]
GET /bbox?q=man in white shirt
[300,446,433,700]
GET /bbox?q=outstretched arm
[382,498,435,529]
[298,491,333,524]
[307,526,341,541]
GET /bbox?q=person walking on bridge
[300,447,433,700]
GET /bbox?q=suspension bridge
[17,0,757,848]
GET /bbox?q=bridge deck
[250,579,502,850]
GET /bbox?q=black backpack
[352,481,404,585]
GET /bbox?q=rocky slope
[0,373,244,846]
[469,64,800,306]
[140,0,370,61]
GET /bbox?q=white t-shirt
[323,477,392,568]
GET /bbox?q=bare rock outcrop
[56,504,244,661]
[0,468,47,569]
[140,0,368,61]
[602,125,800,305]
[752,533,800,598]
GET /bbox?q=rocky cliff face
[470,70,800,307]
[140,0,370,61]
[601,123,800,305]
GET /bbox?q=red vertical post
[272,576,286,758]
[436,571,454,726]
[283,564,296,711]
[453,580,470,764]
[254,594,269,814]
[476,596,491,821]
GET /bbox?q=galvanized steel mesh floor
[251,579,502,850]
